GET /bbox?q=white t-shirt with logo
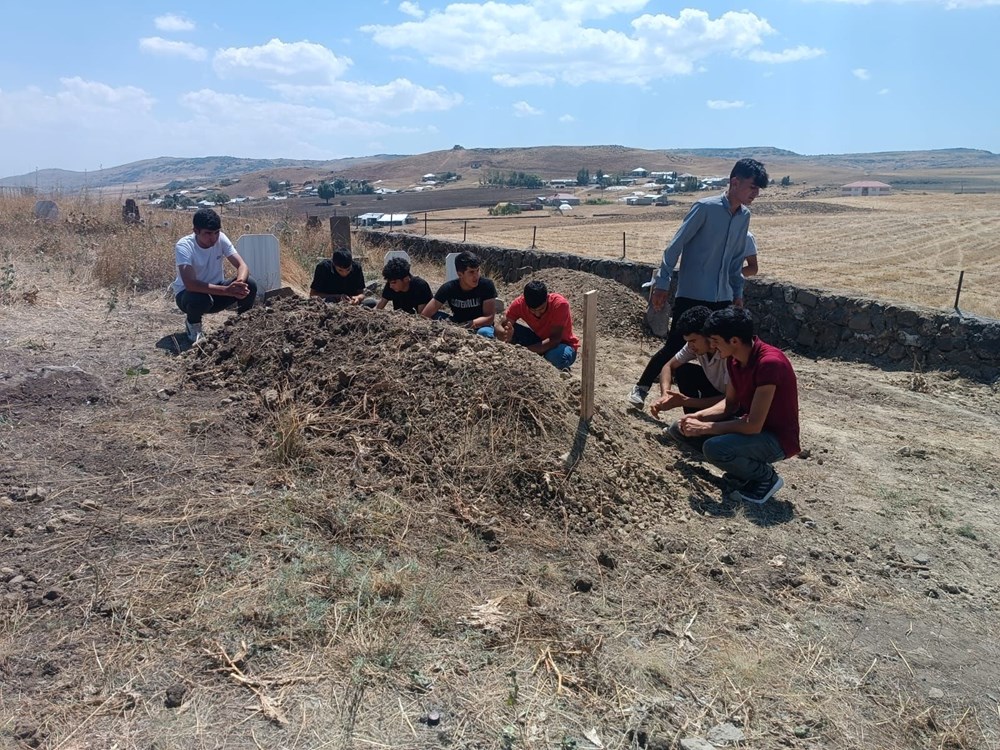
[673,344,729,393]
[171,232,237,294]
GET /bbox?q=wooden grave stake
[580,290,597,421]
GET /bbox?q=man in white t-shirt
[171,208,257,343]
[649,305,729,417]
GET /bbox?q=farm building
[842,180,892,196]
[376,213,416,226]
[355,212,383,227]
[540,193,581,207]
[630,167,648,178]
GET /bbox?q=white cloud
[139,37,208,62]
[494,72,557,87]
[362,5,818,87]
[803,0,999,6]
[214,39,352,82]
[747,45,825,63]
[559,114,576,122]
[707,99,747,110]
[513,101,543,116]
[878,87,890,95]
[399,1,425,17]
[853,67,871,80]
[272,78,462,114]
[154,13,195,32]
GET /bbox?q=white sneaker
[627,385,649,406]
[185,320,204,343]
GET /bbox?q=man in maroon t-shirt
[497,280,579,370]
[665,307,800,504]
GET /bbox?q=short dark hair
[675,305,712,337]
[523,280,548,308]
[703,306,755,345]
[730,158,769,189]
[382,257,411,281]
[454,251,480,273]
[193,208,221,231]
[332,248,353,269]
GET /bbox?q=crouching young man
[497,280,579,369]
[420,251,496,338]
[171,208,257,343]
[649,305,727,417]
[666,307,800,505]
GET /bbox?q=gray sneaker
[185,320,204,343]
[628,385,649,406]
[739,475,784,505]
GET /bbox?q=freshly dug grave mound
[499,267,652,340]
[184,298,685,531]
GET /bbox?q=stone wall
[360,231,1000,382]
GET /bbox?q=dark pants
[175,277,258,324]
[637,297,732,389]
[674,363,723,413]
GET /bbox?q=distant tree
[357,181,375,195]
[317,182,336,204]
[209,192,230,205]
[148,192,160,200]
[219,178,233,187]
[488,202,522,216]
[267,179,283,193]
[576,168,590,186]
[595,169,608,190]
[332,178,347,193]
[678,175,701,192]
[780,175,792,186]
[452,144,464,150]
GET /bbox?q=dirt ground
[2,246,1000,750]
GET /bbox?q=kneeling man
[420,251,497,338]
[497,280,579,369]
[310,248,375,306]
[666,307,799,505]
[650,305,727,416]
[375,257,433,314]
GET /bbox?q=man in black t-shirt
[421,251,497,338]
[375,257,433,314]
[310,248,375,306]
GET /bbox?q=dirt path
[2,275,999,749]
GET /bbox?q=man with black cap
[497,280,579,370]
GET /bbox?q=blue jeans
[511,324,577,369]
[667,423,785,485]
[433,311,494,338]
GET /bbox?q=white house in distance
[376,213,416,226]
[630,167,648,178]
[842,180,892,196]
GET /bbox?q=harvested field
[380,191,1000,319]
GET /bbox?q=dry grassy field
[386,188,1000,320]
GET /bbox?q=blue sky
[0,0,997,177]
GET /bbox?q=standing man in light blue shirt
[629,158,768,407]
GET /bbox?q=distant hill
[3,146,998,195]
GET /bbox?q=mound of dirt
[752,199,871,214]
[500,267,652,340]
[184,298,685,531]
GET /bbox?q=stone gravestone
[329,216,352,252]
[235,234,281,294]
[445,252,459,282]
[32,200,59,222]
[122,199,141,224]
[382,250,410,268]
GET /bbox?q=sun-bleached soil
[2,248,999,749]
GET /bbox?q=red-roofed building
[842,180,892,196]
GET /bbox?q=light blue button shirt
[653,193,751,302]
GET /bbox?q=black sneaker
[739,475,784,505]
[722,473,751,491]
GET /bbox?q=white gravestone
[383,250,411,268]
[444,252,459,282]
[236,234,281,292]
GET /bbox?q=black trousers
[175,277,258,324]
[637,296,732,389]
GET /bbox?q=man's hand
[733,297,744,309]
[349,294,366,305]
[678,416,713,437]
[650,390,686,418]
[650,289,669,312]
[228,280,250,299]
